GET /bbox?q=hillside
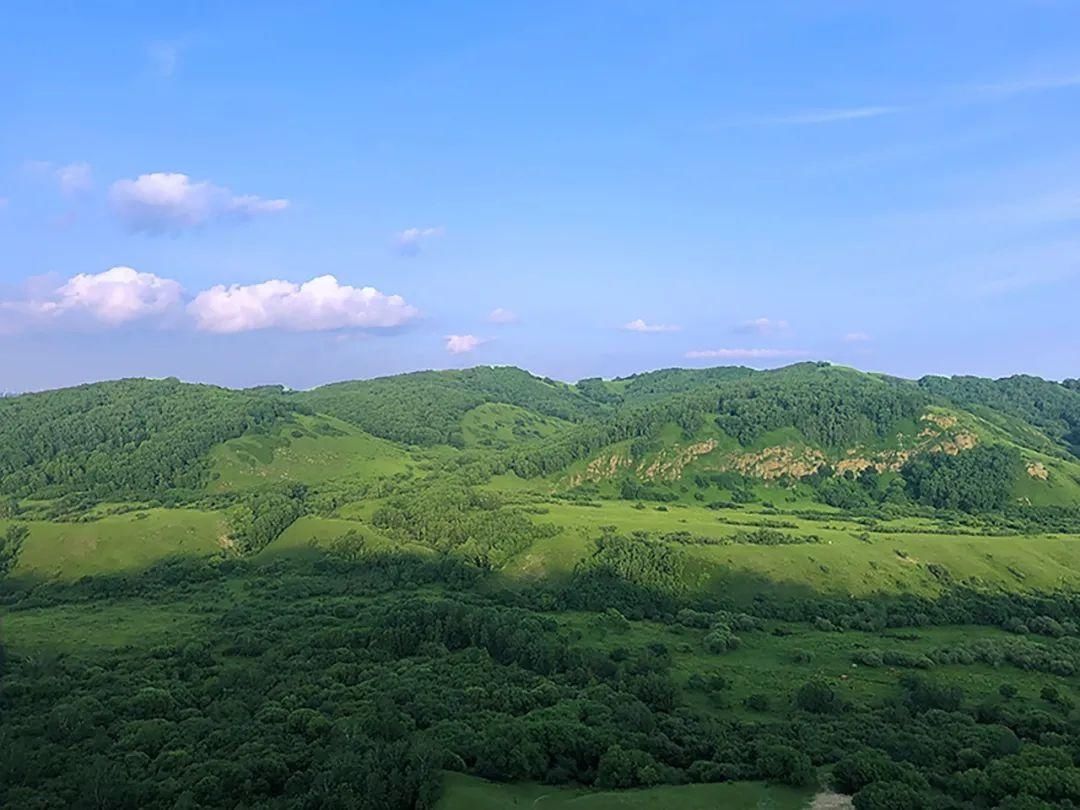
[5,362,1080,810]
[296,365,604,447]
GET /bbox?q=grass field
[437,772,816,809]
[3,508,224,582]
[257,514,432,558]
[207,413,414,490]
[2,600,210,653]
[500,498,1080,597]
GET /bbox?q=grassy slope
[438,772,814,810]
[207,413,414,490]
[501,499,1080,597]
[460,402,572,450]
[3,508,224,582]
[256,514,432,559]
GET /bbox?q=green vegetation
[208,413,412,490]
[6,362,1080,808]
[437,772,814,809]
[297,366,602,447]
[0,378,291,500]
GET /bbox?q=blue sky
[2,1,1079,392]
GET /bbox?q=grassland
[437,772,815,809]
[499,497,1080,598]
[3,508,224,582]
[207,413,415,490]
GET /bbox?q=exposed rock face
[1027,461,1049,480]
[566,408,986,489]
[638,440,718,480]
[727,445,826,480]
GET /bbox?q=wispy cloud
[743,68,1080,131]
[622,318,680,333]
[736,317,789,335]
[148,40,183,77]
[25,160,93,195]
[758,106,902,126]
[843,332,872,343]
[488,307,518,324]
[109,172,288,233]
[685,348,810,360]
[395,226,445,255]
[970,73,1080,99]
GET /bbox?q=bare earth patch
[727,445,827,479]
[1027,461,1049,480]
[810,792,854,809]
[638,440,718,480]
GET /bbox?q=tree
[757,744,816,787]
[853,782,930,810]
[0,524,28,577]
[794,680,842,714]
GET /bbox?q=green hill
[3,362,1080,587]
[296,365,604,447]
[6,363,1080,810]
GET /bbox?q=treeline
[0,378,292,500]
[225,484,310,555]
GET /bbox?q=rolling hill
[3,361,1080,590]
[6,362,1080,810]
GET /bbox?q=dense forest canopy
[710,366,929,448]
[0,378,292,500]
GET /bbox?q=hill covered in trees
[4,362,1080,809]
[3,362,1080,515]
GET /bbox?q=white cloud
[395,226,445,255]
[188,274,417,334]
[736,317,789,335]
[1,266,183,327]
[109,172,289,233]
[488,307,518,324]
[685,348,810,360]
[445,334,483,354]
[622,318,680,333]
[843,331,872,343]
